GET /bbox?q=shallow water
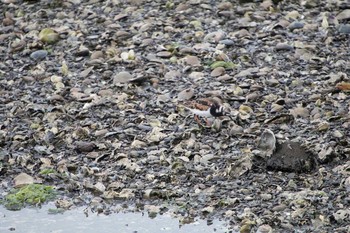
[0,203,235,233]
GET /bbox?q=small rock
[336,9,350,21]
[211,67,225,77]
[266,141,316,172]
[234,69,253,78]
[131,139,147,148]
[218,11,233,18]
[272,204,287,212]
[189,71,204,81]
[260,193,272,200]
[219,39,234,46]
[260,0,273,10]
[186,55,201,66]
[256,224,273,233]
[156,51,172,58]
[113,71,133,84]
[318,147,333,162]
[90,51,104,60]
[114,13,128,21]
[317,122,329,131]
[338,24,350,34]
[271,103,284,113]
[55,199,73,209]
[273,19,290,29]
[288,21,304,30]
[290,106,309,118]
[332,130,343,138]
[265,78,279,86]
[98,89,113,97]
[217,2,233,10]
[30,50,48,61]
[344,176,350,191]
[178,88,194,101]
[95,129,109,137]
[14,173,34,187]
[275,43,294,51]
[94,182,106,193]
[164,70,181,81]
[39,28,60,44]
[50,75,62,83]
[233,85,243,96]
[229,123,244,135]
[204,31,226,43]
[333,209,350,222]
[75,141,96,152]
[75,47,90,57]
[3,17,14,26]
[22,76,35,82]
[286,10,300,20]
[217,74,232,81]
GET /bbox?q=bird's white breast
[190,108,213,118]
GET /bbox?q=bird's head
[210,104,225,117]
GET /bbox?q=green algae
[3,184,56,210]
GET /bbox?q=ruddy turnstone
[182,97,227,126]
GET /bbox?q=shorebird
[182,97,227,126]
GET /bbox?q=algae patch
[3,184,56,210]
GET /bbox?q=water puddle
[0,203,235,233]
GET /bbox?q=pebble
[178,88,194,101]
[338,24,350,34]
[22,76,35,82]
[14,173,34,187]
[75,141,96,152]
[75,47,90,57]
[211,67,225,77]
[156,51,172,58]
[186,55,201,66]
[260,193,272,200]
[317,122,329,131]
[265,78,279,86]
[275,43,294,51]
[332,130,343,138]
[256,224,273,233]
[113,71,133,84]
[336,9,350,21]
[30,50,48,61]
[3,17,14,26]
[39,28,60,44]
[288,21,304,30]
[217,2,233,10]
[272,204,287,212]
[204,31,226,43]
[218,11,233,18]
[219,39,234,46]
[50,75,62,83]
[90,50,104,59]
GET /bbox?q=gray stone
[30,50,48,61]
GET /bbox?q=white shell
[258,129,276,156]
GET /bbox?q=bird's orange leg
[205,118,212,126]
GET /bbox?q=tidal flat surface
[0,203,234,233]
